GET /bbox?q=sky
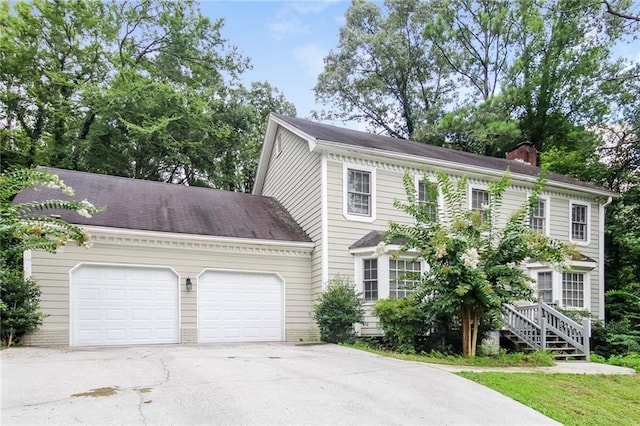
[199,0,640,126]
[199,0,351,122]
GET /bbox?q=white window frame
[468,183,490,222]
[415,174,444,222]
[561,271,589,309]
[528,267,591,310]
[569,201,591,246]
[533,270,555,304]
[528,194,550,236]
[343,163,376,223]
[354,252,425,302]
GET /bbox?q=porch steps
[502,303,590,360]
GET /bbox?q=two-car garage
[70,264,284,347]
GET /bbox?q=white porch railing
[503,302,590,359]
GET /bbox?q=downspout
[598,196,613,321]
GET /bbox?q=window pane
[471,188,489,222]
[537,271,553,304]
[347,169,371,216]
[364,259,378,301]
[389,259,420,299]
[530,199,546,232]
[562,272,584,308]
[571,204,587,241]
[418,181,438,221]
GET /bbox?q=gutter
[598,196,613,320]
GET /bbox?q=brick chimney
[506,142,537,166]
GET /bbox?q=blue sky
[200,1,350,120]
[200,0,640,123]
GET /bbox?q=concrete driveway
[1,343,557,425]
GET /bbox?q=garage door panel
[71,265,179,346]
[198,271,283,343]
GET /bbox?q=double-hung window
[363,259,378,301]
[537,271,553,304]
[570,203,588,243]
[389,259,421,299]
[344,165,375,222]
[470,187,490,222]
[418,181,438,222]
[530,199,547,232]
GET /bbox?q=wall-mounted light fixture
[185,277,193,291]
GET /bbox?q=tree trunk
[461,305,471,356]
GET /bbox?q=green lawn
[459,372,640,426]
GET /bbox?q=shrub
[591,320,640,358]
[0,269,45,346]
[374,296,425,353]
[313,276,364,343]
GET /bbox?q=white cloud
[268,0,341,39]
[294,43,329,78]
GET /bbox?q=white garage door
[70,265,179,346]
[198,271,283,343]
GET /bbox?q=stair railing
[538,302,590,359]
[502,304,542,350]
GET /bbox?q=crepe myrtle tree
[386,169,572,356]
[0,168,101,346]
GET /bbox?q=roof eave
[253,114,319,195]
[313,140,617,199]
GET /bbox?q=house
[17,114,615,351]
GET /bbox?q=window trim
[415,174,444,222]
[561,271,589,310]
[569,201,591,246]
[354,253,425,303]
[343,163,376,223]
[528,194,550,236]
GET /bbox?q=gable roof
[14,167,312,243]
[267,114,612,196]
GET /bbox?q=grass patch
[459,372,640,426]
[343,341,555,367]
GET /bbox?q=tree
[0,168,100,346]
[314,0,452,140]
[0,0,294,191]
[386,171,571,356]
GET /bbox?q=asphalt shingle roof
[273,114,609,193]
[13,167,311,242]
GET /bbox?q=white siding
[23,229,314,346]
[261,128,323,334]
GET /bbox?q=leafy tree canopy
[0,0,295,192]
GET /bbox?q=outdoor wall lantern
[185,277,193,292]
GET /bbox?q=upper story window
[347,169,371,215]
[343,164,376,222]
[570,202,589,244]
[529,197,549,234]
[363,258,378,301]
[389,259,421,299]
[470,187,490,222]
[418,181,439,222]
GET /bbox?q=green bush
[374,296,425,354]
[0,268,45,346]
[313,276,364,343]
[591,320,640,358]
